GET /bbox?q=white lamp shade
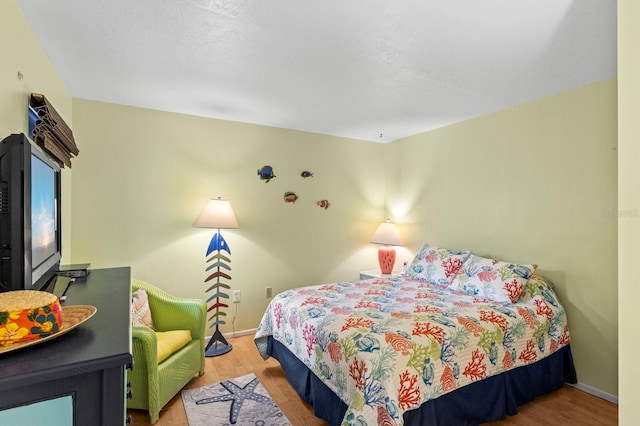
[370,220,402,246]
[193,198,239,229]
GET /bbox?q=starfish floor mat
[181,373,291,426]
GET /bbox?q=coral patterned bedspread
[255,274,570,426]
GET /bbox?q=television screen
[30,154,57,270]
[0,133,61,292]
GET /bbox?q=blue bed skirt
[266,337,577,425]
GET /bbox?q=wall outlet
[265,287,273,298]
[232,290,241,303]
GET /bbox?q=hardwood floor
[127,334,618,426]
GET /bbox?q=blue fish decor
[301,170,314,178]
[257,165,276,183]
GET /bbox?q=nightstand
[359,269,402,280]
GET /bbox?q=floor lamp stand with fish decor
[193,197,239,357]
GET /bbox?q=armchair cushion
[156,330,192,363]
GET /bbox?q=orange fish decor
[284,192,298,203]
[317,199,331,209]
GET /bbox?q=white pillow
[448,254,537,304]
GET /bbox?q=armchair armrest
[129,326,160,415]
[132,326,158,370]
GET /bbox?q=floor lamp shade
[193,198,239,229]
[193,197,239,357]
[371,220,403,274]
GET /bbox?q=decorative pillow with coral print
[448,254,537,304]
[407,243,471,286]
[131,288,155,329]
[520,274,556,303]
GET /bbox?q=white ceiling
[16,0,616,143]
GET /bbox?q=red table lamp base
[378,246,396,274]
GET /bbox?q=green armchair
[127,279,206,424]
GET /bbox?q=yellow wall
[385,79,618,396]
[0,0,73,262]
[70,100,387,332]
[618,0,639,423]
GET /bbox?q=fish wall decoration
[317,199,331,210]
[300,170,314,178]
[257,165,276,183]
[284,192,298,203]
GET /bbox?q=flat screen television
[0,133,62,292]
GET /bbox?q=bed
[255,245,577,425]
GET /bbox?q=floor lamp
[193,197,239,357]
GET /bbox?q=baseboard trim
[205,328,258,340]
[569,382,618,404]
[225,328,258,338]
